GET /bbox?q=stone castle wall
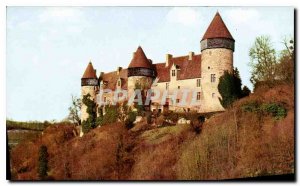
[200,48,233,112]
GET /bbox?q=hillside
[9,84,294,180]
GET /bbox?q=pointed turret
[128,46,154,77]
[128,46,153,69]
[82,62,97,79]
[200,12,235,51]
[81,61,98,86]
[202,12,234,41]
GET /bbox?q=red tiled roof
[102,68,128,90]
[82,62,98,79]
[202,12,234,41]
[100,54,202,89]
[154,54,201,82]
[128,46,153,69]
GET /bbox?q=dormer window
[172,70,176,77]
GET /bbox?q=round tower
[200,12,235,112]
[127,46,154,106]
[81,61,98,122]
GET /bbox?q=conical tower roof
[202,12,234,41]
[82,62,97,79]
[128,46,153,69]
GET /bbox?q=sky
[6,7,294,121]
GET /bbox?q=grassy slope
[10,84,294,180]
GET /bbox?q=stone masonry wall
[200,48,233,112]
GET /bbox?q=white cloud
[226,8,260,24]
[38,7,84,23]
[166,7,202,26]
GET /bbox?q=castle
[81,12,235,122]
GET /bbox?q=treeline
[6,120,51,131]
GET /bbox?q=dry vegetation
[9,84,294,180]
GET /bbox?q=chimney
[117,67,122,75]
[188,52,194,60]
[166,54,172,67]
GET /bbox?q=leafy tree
[38,145,49,180]
[242,86,251,97]
[249,36,277,86]
[82,94,97,133]
[218,68,244,108]
[67,95,81,125]
[96,105,118,126]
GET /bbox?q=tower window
[176,99,180,103]
[166,83,169,90]
[197,92,201,100]
[208,66,210,69]
[212,93,215,98]
[211,74,216,82]
[117,80,121,86]
[103,97,107,102]
[178,86,180,89]
[172,70,176,77]
[197,79,201,87]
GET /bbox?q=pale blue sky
[6,7,294,121]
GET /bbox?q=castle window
[178,86,180,89]
[211,74,216,82]
[117,80,121,86]
[208,66,210,69]
[197,92,201,100]
[197,79,201,87]
[172,70,176,77]
[166,83,169,90]
[212,93,215,98]
[176,99,180,103]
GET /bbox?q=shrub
[242,101,287,120]
[38,145,49,180]
[190,115,205,134]
[260,103,287,120]
[145,111,152,125]
[95,105,120,127]
[241,101,260,112]
[125,111,137,130]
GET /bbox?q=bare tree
[277,37,294,82]
[68,95,81,125]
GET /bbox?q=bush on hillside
[125,111,137,130]
[38,145,49,180]
[242,101,287,120]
